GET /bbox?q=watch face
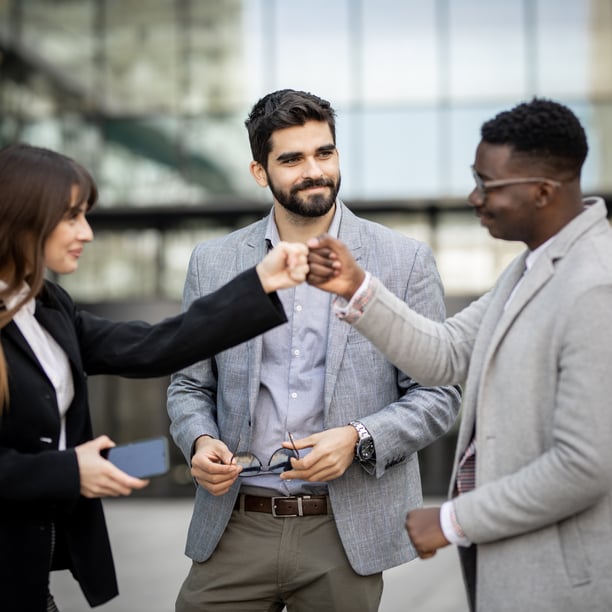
[358,438,375,460]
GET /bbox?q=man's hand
[279,426,358,482]
[76,435,149,498]
[190,436,242,496]
[405,506,450,559]
[256,241,309,293]
[306,235,366,300]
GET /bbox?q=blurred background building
[1,0,611,495]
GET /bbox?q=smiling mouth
[474,208,494,226]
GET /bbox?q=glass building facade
[1,0,611,493]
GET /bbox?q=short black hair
[245,89,336,167]
[481,97,588,177]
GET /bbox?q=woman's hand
[256,241,309,292]
[75,435,149,498]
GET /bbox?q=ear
[249,161,268,188]
[534,181,558,209]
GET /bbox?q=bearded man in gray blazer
[166,89,461,612]
[308,98,612,612]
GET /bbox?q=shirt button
[291,392,298,399]
[293,349,300,356]
[295,304,302,312]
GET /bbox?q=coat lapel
[456,252,529,454]
[483,199,605,375]
[461,199,607,451]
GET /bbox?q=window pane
[348,108,439,199]
[361,0,438,104]
[266,0,352,104]
[448,0,526,101]
[535,0,589,97]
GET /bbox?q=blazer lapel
[323,203,363,413]
[3,294,80,377]
[3,320,41,367]
[34,296,82,370]
[242,218,272,419]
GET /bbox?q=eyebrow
[275,143,336,163]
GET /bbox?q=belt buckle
[271,496,300,518]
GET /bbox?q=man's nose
[302,157,324,178]
[467,186,485,208]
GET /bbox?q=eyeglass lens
[230,432,300,477]
[471,167,485,193]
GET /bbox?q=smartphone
[102,436,170,479]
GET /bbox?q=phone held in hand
[101,436,170,479]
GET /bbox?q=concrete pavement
[51,498,469,612]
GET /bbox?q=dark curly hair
[481,98,588,178]
[245,89,336,168]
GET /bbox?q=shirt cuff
[440,500,472,547]
[333,272,375,324]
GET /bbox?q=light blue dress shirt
[239,204,341,496]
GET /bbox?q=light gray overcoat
[351,198,612,610]
[167,202,461,575]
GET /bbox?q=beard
[268,174,341,218]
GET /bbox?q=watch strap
[349,420,375,462]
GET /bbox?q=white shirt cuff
[440,500,472,547]
[333,272,373,322]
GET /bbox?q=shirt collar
[0,280,35,316]
[525,235,555,271]
[265,200,342,246]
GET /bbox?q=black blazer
[0,268,286,611]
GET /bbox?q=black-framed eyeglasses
[471,165,561,199]
[228,432,300,477]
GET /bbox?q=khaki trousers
[176,506,383,612]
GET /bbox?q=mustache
[291,178,335,194]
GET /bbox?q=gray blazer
[349,198,612,609]
[167,202,461,575]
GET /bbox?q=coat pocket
[558,515,591,587]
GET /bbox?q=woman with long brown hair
[0,143,307,611]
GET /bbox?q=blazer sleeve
[354,241,462,477]
[166,243,229,463]
[72,267,287,377]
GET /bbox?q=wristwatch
[349,421,375,462]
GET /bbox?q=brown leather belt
[234,494,329,517]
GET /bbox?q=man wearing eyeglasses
[167,89,461,612]
[307,98,612,612]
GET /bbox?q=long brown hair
[0,143,98,412]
